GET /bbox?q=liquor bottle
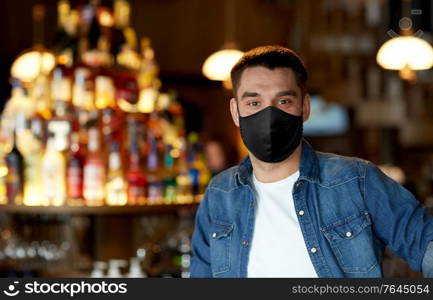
[73,26,96,111]
[51,50,73,108]
[126,142,147,205]
[99,35,124,148]
[5,132,23,205]
[52,0,79,60]
[81,1,102,68]
[163,145,177,205]
[126,113,146,154]
[23,120,45,206]
[82,17,112,71]
[73,64,95,111]
[93,35,115,110]
[29,99,47,153]
[101,104,124,148]
[77,2,112,110]
[0,129,8,204]
[137,38,159,89]
[175,137,193,204]
[186,133,210,200]
[98,63,124,150]
[52,0,71,53]
[67,132,85,206]
[113,0,141,114]
[116,64,140,113]
[47,104,72,153]
[28,96,48,208]
[42,134,67,206]
[187,133,200,198]
[49,56,73,153]
[95,71,115,109]
[0,153,7,205]
[1,79,26,155]
[14,86,37,158]
[146,134,163,205]
[195,147,211,198]
[114,0,131,34]
[136,38,159,114]
[83,127,105,206]
[106,141,127,206]
[32,72,52,120]
[114,0,140,70]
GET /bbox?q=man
[190,45,433,278]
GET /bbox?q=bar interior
[0,0,432,278]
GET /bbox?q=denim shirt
[190,139,433,278]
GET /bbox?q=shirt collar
[235,138,320,186]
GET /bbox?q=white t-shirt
[247,171,318,278]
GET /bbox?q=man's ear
[302,93,311,122]
[230,98,240,127]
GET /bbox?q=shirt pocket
[321,211,378,274]
[209,220,234,275]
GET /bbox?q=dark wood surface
[0,203,199,215]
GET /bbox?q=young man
[190,45,433,278]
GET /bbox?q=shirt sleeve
[364,162,433,273]
[422,241,433,277]
[190,188,213,278]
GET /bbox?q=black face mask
[238,106,303,163]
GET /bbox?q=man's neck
[250,144,302,183]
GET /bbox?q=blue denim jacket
[190,139,433,277]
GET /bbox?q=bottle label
[148,182,162,204]
[129,185,146,198]
[43,160,66,202]
[67,166,83,198]
[95,76,115,109]
[106,178,127,205]
[73,68,94,110]
[164,185,177,204]
[6,166,21,201]
[83,164,105,202]
[0,177,7,204]
[52,78,72,101]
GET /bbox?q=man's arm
[190,189,212,277]
[422,241,433,277]
[364,162,433,276]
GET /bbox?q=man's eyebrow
[240,91,260,100]
[276,90,298,97]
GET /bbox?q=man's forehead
[237,66,299,94]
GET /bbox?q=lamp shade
[11,50,55,83]
[202,48,244,81]
[376,36,433,70]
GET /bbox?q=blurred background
[0,0,433,278]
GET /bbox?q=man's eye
[278,99,292,105]
[247,101,260,107]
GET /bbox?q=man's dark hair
[230,45,308,98]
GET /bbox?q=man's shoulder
[207,165,240,191]
[314,151,369,186]
[205,151,372,189]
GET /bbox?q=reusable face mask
[238,106,303,163]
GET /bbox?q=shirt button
[212,233,217,238]
[242,240,249,247]
[310,247,317,253]
[346,231,352,237]
[299,210,305,216]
